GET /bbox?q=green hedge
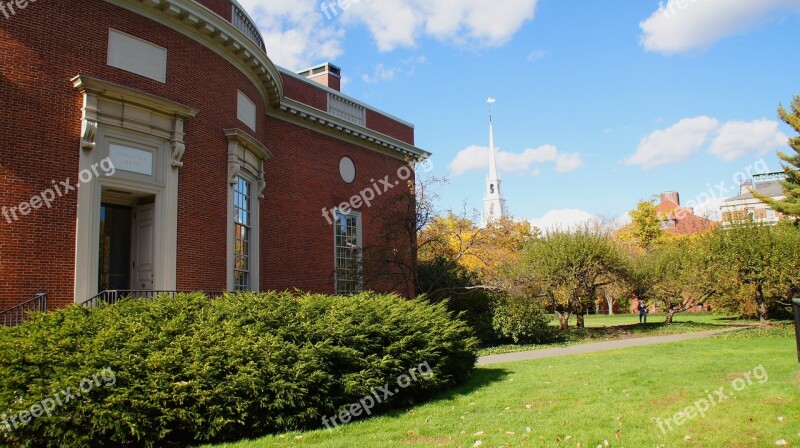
[0,292,477,447]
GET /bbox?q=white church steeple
[482,97,506,227]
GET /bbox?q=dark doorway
[99,204,132,291]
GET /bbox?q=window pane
[234,176,252,291]
[334,211,362,295]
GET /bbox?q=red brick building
[0,0,428,313]
[655,191,717,236]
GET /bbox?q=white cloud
[527,49,547,61]
[530,209,597,233]
[624,116,720,170]
[692,196,724,221]
[362,64,397,83]
[238,0,539,69]
[238,0,344,70]
[555,152,585,173]
[614,213,633,228]
[449,145,583,176]
[640,0,800,55]
[708,119,788,161]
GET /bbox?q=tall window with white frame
[334,210,362,295]
[233,176,252,291]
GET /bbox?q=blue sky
[240,0,800,228]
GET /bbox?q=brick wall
[366,109,415,145]
[263,118,414,296]
[0,0,417,312]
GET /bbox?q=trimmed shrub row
[0,292,478,447]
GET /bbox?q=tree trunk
[665,308,675,324]
[757,283,769,324]
[605,293,614,316]
[555,311,569,330]
[575,302,585,329]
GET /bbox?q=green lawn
[203,325,799,448]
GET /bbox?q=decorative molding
[81,120,98,151]
[224,128,271,187]
[171,120,186,168]
[79,87,99,151]
[73,75,197,169]
[227,154,241,185]
[276,99,430,161]
[72,75,199,118]
[224,128,273,161]
[257,160,266,199]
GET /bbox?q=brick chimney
[298,62,341,91]
[660,191,680,206]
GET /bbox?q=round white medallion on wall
[339,156,356,183]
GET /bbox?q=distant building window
[747,210,755,222]
[335,211,362,295]
[659,219,676,229]
[234,176,251,291]
[766,209,776,220]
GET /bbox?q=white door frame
[72,76,195,304]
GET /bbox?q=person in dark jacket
[638,301,648,324]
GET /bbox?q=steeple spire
[483,97,506,227]
[488,98,499,181]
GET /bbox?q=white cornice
[224,128,272,161]
[105,0,428,161]
[274,99,430,161]
[72,75,199,118]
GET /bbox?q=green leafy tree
[707,223,800,322]
[753,95,800,221]
[514,228,628,329]
[639,238,715,323]
[628,200,663,250]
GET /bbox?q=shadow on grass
[372,366,512,420]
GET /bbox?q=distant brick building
[0,0,428,313]
[656,191,717,236]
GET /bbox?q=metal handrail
[0,293,48,327]
[80,290,226,308]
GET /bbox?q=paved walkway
[477,326,752,366]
